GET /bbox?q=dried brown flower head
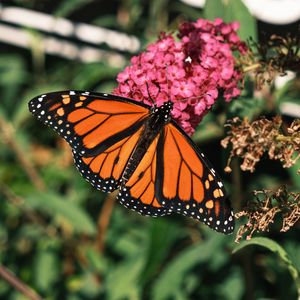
[240,33,300,88]
[221,116,300,173]
[235,186,300,243]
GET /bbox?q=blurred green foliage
[0,0,300,299]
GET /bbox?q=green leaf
[148,0,170,33]
[285,241,300,275]
[141,218,181,284]
[34,248,59,292]
[218,268,244,300]
[67,271,101,297]
[227,97,265,120]
[85,247,108,274]
[204,0,225,20]
[192,111,224,143]
[172,2,204,20]
[152,234,227,300]
[224,0,257,41]
[105,256,144,300]
[0,278,10,296]
[111,225,148,257]
[0,55,28,118]
[233,237,300,296]
[192,120,223,143]
[71,63,119,90]
[92,15,120,28]
[26,192,97,235]
[54,0,94,17]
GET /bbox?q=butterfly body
[122,101,173,182]
[28,91,234,234]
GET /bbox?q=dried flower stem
[276,135,296,142]
[96,193,116,252]
[231,157,243,211]
[0,264,43,300]
[0,117,45,191]
[239,34,300,88]
[235,186,300,242]
[222,116,300,173]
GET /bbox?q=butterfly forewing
[28,91,150,156]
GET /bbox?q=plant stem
[231,157,243,211]
[276,134,296,143]
[243,63,261,73]
[0,264,43,300]
[95,193,116,252]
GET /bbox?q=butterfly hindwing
[72,125,144,192]
[117,133,171,217]
[28,91,150,156]
[156,122,234,234]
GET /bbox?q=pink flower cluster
[114,18,247,135]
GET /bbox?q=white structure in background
[0,6,140,65]
[0,2,299,63]
[180,0,300,25]
[275,72,300,118]
[243,0,300,25]
[180,0,205,8]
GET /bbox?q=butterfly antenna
[165,64,172,103]
[179,93,210,103]
[145,82,155,105]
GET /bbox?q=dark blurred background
[0,1,299,299]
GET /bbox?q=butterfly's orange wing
[72,125,145,192]
[156,122,234,234]
[117,132,172,217]
[29,91,152,192]
[29,91,233,230]
[28,91,150,156]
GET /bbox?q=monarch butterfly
[28,91,234,234]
